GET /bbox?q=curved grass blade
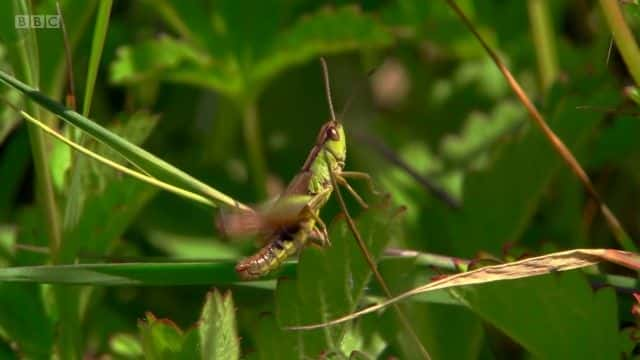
[15,107,215,207]
[0,70,250,211]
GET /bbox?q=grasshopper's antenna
[337,66,379,122]
[320,57,337,122]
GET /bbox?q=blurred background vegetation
[1,0,640,359]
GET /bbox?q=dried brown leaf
[287,248,640,330]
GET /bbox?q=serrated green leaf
[110,36,211,85]
[139,313,199,359]
[138,290,240,359]
[120,4,393,102]
[199,290,240,360]
[252,7,393,94]
[440,100,524,168]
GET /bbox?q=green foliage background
[0,0,640,359]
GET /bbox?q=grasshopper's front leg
[290,186,332,248]
[335,175,368,209]
[339,171,381,196]
[308,211,331,247]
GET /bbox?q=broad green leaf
[458,271,620,358]
[266,202,403,358]
[380,0,492,58]
[110,36,211,85]
[118,4,393,102]
[199,290,240,360]
[340,313,387,358]
[377,257,484,359]
[440,100,524,169]
[589,115,640,167]
[251,6,394,95]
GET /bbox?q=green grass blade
[82,0,112,116]
[0,70,250,210]
[11,0,62,256]
[0,261,294,286]
[63,0,114,229]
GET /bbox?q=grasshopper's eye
[327,127,339,140]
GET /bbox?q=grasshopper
[218,58,375,280]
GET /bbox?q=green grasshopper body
[233,121,346,279]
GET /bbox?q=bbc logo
[15,15,61,29]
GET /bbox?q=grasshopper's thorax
[302,120,346,195]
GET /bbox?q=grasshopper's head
[317,120,346,168]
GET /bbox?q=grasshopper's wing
[216,208,266,237]
[262,194,314,223]
[282,171,312,196]
[216,195,312,238]
[217,171,316,238]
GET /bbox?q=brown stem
[445,0,636,252]
[329,170,432,359]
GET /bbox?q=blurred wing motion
[216,194,314,238]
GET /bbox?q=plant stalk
[599,0,640,86]
[329,173,432,359]
[14,0,62,257]
[527,0,559,92]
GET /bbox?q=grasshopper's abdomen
[236,219,315,280]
